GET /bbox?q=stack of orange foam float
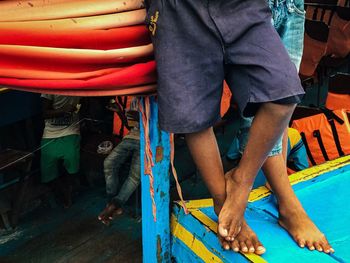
[0,0,156,96]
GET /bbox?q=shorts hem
[159,117,221,134]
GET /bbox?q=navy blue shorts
[146,0,305,133]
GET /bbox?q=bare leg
[266,128,288,190]
[218,102,295,241]
[185,127,226,212]
[186,127,267,254]
[262,154,334,253]
[186,127,229,249]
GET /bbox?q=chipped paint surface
[157,235,162,263]
[155,146,163,163]
[141,98,171,263]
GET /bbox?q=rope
[0,117,89,171]
[170,134,188,214]
[139,97,157,221]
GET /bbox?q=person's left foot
[218,169,251,242]
[278,202,334,254]
[215,200,266,255]
[230,219,266,255]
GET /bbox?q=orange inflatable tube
[0,25,151,49]
[0,56,119,73]
[0,0,72,11]
[0,61,157,90]
[0,9,146,31]
[0,67,125,80]
[9,84,157,97]
[0,0,145,22]
[0,43,153,64]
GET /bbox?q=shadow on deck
[0,186,142,263]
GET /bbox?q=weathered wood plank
[140,97,171,263]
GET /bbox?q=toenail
[224,245,230,250]
[318,248,322,251]
[234,248,239,252]
[249,248,255,253]
[242,247,248,252]
[325,250,330,253]
[257,246,264,251]
[221,228,228,236]
[310,246,315,250]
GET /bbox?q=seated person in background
[41,94,81,208]
[227,127,309,176]
[98,98,140,225]
[285,127,309,174]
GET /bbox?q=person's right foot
[278,200,334,254]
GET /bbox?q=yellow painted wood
[288,155,350,185]
[249,155,350,202]
[181,199,213,210]
[181,156,350,209]
[190,210,268,263]
[171,215,223,263]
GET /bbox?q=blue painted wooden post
[140,96,171,262]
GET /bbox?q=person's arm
[41,97,76,120]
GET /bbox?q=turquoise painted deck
[172,159,350,263]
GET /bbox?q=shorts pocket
[288,0,306,17]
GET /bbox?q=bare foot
[98,203,123,225]
[278,202,334,254]
[230,220,266,255]
[218,169,251,242]
[214,201,265,254]
[214,201,231,251]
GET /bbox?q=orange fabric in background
[326,92,350,110]
[299,32,328,77]
[291,109,350,165]
[113,96,133,137]
[221,81,232,117]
